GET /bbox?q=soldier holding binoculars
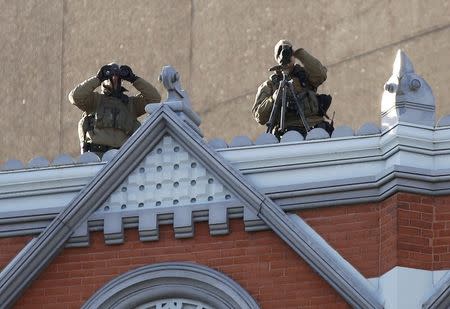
[69,63,161,156]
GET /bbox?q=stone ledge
[63,202,270,247]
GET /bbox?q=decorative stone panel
[99,135,234,213]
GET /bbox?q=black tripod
[266,71,311,135]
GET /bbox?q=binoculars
[279,46,293,66]
[101,64,132,79]
[275,44,294,66]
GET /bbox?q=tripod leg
[266,82,283,133]
[288,83,311,132]
[280,82,287,132]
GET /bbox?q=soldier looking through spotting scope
[252,40,334,138]
[69,63,161,157]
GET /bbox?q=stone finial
[145,65,202,136]
[381,50,435,130]
[158,65,192,107]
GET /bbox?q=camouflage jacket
[252,48,327,131]
[69,76,161,148]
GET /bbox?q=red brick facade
[398,194,450,270]
[0,236,33,271]
[298,200,382,277]
[14,220,349,309]
[298,193,450,277]
[2,192,449,308]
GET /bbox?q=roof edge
[422,271,450,309]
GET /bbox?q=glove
[119,65,138,83]
[96,65,112,82]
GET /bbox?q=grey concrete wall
[0,0,63,163]
[1,0,449,163]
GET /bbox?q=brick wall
[434,196,450,269]
[298,201,381,277]
[0,236,33,271]
[397,193,434,269]
[297,193,450,276]
[398,194,450,270]
[14,220,350,309]
[5,192,450,308]
[379,196,398,274]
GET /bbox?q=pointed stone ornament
[381,50,435,130]
[393,49,415,78]
[145,65,202,136]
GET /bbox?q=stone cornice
[1,122,450,237]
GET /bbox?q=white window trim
[82,262,260,309]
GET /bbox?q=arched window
[82,262,260,309]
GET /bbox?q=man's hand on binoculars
[96,64,138,83]
[97,65,111,82]
[119,65,138,83]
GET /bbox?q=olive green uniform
[69,76,161,149]
[252,48,328,133]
